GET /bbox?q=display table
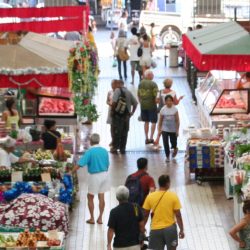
[187,139,224,181]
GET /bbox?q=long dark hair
[6,99,15,116]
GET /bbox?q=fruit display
[35,149,54,161]
[0,229,63,248]
[0,234,16,247]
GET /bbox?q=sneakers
[165,157,170,163]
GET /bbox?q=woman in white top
[115,30,128,80]
[118,11,128,34]
[154,78,184,148]
[157,95,180,162]
[139,34,152,76]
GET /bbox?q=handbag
[118,48,129,61]
[47,131,65,161]
[151,191,166,219]
[137,46,143,57]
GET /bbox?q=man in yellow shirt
[143,175,184,250]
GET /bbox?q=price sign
[41,173,52,182]
[11,171,23,182]
[48,230,59,240]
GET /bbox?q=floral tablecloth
[0,193,69,234]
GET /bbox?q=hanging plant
[68,40,99,122]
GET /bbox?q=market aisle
[66,29,237,250]
[66,154,236,250]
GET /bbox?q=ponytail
[5,99,15,116]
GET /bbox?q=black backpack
[125,172,148,206]
[114,88,128,116]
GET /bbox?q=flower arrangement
[68,40,99,122]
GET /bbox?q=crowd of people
[106,70,183,162]
[111,11,156,84]
[73,133,184,250]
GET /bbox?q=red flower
[70,48,76,54]
[80,47,84,52]
[83,99,90,105]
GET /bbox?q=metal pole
[234,6,237,21]
[111,0,114,31]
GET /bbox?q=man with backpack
[111,80,138,154]
[125,158,155,206]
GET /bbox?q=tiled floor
[66,30,237,250]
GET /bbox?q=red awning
[0,6,89,33]
[182,21,250,72]
[0,73,68,88]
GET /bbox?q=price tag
[41,173,52,182]
[48,230,59,240]
[11,171,23,182]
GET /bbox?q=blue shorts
[141,109,158,123]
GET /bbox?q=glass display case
[196,71,248,115]
[21,87,76,119]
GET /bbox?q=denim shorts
[149,224,178,250]
[141,109,158,123]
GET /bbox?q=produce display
[0,234,16,247]
[0,229,63,248]
[39,97,74,115]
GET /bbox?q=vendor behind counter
[42,120,61,150]
[0,136,32,169]
[1,99,20,130]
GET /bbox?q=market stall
[183,21,250,102]
[195,70,250,127]
[186,127,224,182]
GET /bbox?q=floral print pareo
[0,194,69,234]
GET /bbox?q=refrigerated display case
[195,71,250,127]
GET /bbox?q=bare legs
[144,122,149,140]
[86,193,105,224]
[150,123,156,141]
[87,193,95,224]
[97,193,105,224]
[144,122,156,142]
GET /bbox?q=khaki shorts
[88,171,110,195]
[114,245,140,250]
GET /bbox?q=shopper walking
[138,70,158,144]
[118,11,128,34]
[125,157,155,206]
[230,200,250,249]
[150,23,156,52]
[127,27,141,85]
[157,95,180,162]
[154,78,184,148]
[115,30,128,80]
[106,80,119,147]
[111,80,138,154]
[107,186,144,250]
[72,134,110,225]
[139,34,152,76]
[143,175,184,250]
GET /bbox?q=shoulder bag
[151,191,166,219]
